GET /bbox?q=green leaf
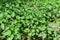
[1,23,4,30]
[3,30,11,36]
[7,35,14,40]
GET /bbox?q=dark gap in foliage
[0,29,4,34]
[2,37,7,40]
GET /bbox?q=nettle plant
[0,0,60,40]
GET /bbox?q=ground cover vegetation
[0,0,60,40]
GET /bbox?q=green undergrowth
[0,0,60,40]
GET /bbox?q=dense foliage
[0,0,60,40]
